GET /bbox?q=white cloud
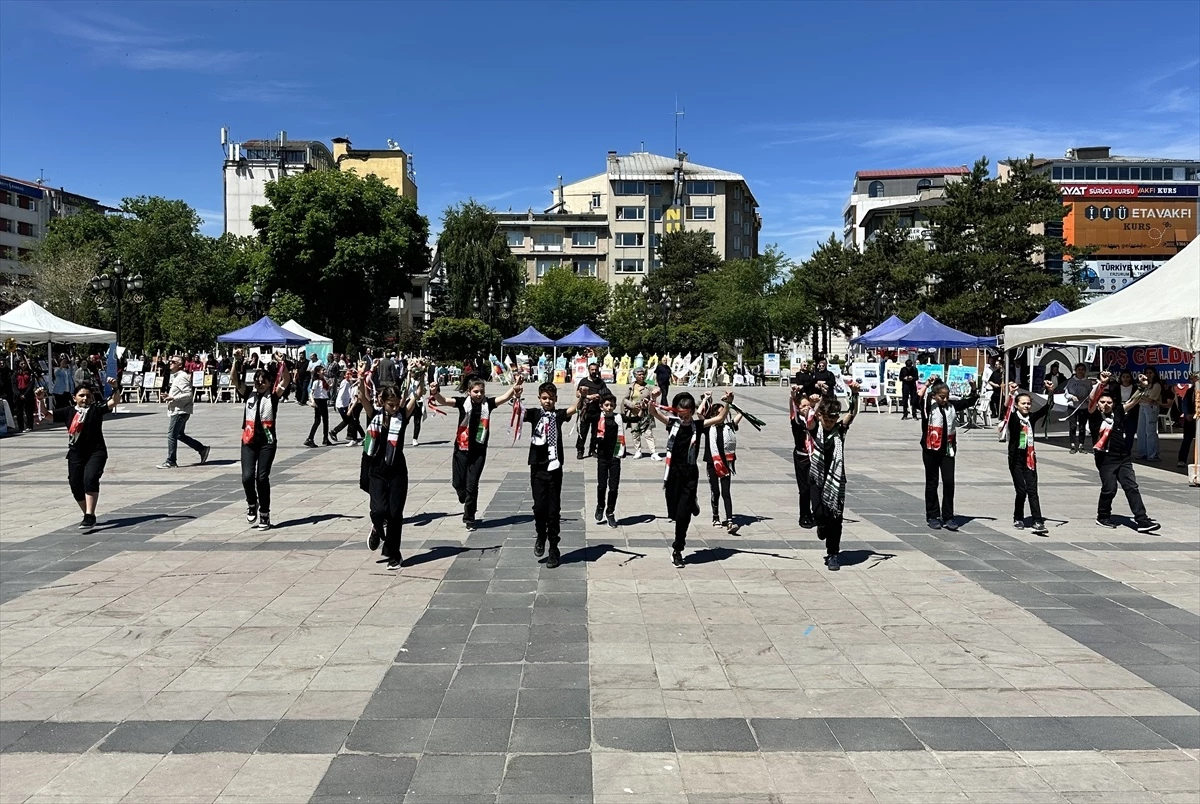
[196,208,224,237]
[216,81,311,104]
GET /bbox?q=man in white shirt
[158,356,211,468]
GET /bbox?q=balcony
[532,244,563,253]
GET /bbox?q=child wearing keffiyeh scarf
[807,386,859,571]
[1005,382,1053,534]
[702,392,743,530]
[593,392,626,529]
[523,382,580,568]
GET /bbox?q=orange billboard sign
[1065,199,1196,256]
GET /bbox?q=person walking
[593,391,626,528]
[918,379,979,531]
[703,392,742,530]
[304,365,333,447]
[523,381,577,568]
[1088,373,1160,532]
[1136,366,1164,461]
[294,351,311,406]
[791,387,818,528]
[331,368,364,444]
[1005,382,1053,534]
[899,359,919,419]
[807,385,860,571]
[1063,362,1096,453]
[158,355,211,468]
[33,378,121,532]
[985,359,1005,420]
[234,352,291,530]
[622,367,658,460]
[52,357,74,409]
[10,358,35,432]
[575,362,608,459]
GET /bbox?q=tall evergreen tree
[437,200,523,322]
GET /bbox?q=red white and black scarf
[663,417,699,480]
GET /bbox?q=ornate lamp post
[234,282,279,319]
[89,257,144,345]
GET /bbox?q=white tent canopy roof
[0,300,116,344]
[1004,238,1200,352]
[280,319,332,344]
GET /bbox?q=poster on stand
[883,362,904,398]
[571,357,588,382]
[763,353,780,378]
[916,364,943,389]
[851,364,881,399]
[946,365,978,399]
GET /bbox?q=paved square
[2,385,1197,802]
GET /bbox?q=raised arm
[495,377,522,405]
[358,373,377,420]
[841,384,860,427]
[273,353,291,394]
[702,392,733,428]
[105,377,120,412]
[403,366,427,417]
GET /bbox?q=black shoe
[246,506,258,524]
[712,517,722,527]
[1032,521,1048,535]
[943,519,960,532]
[1136,519,1161,533]
[1013,519,1025,529]
[256,514,271,530]
[534,535,546,557]
[927,518,943,530]
[606,513,618,529]
[322,440,333,447]
[1096,517,1117,528]
[693,501,701,516]
[546,547,561,569]
[79,514,95,531]
[368,527,380,552]
[464,519,477,531]
[386,556,403,571]
[576,452,585,461]
[671,550,685,568]
[328,433,339,443]
[199,445,211,465]
[303,440,317,448]
[825,554,841,571]
[594,508,604,525]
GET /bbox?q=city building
[331,137,417,203]
[842,166,969,250]
[0,175,109,278]
[221,130,335,237]
[1000,147,1200,297]
[500,150,760,287]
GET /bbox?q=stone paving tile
[3,394,1199,803]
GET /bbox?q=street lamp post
[234,282,280,319]
[89,257,144,346]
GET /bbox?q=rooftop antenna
[674,95,685,155]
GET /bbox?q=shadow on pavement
[837,549,897,568]
[274,513,362,528]
[402,544,501,568]
[685,546,800,565]
[478,514,533,529]
[556,543,646,566]
[92,514,194,532]
[409,511,452,527]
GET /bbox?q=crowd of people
[15,342,1196,574]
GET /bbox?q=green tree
[158,298,242,353]
[517,267,609,339]
[422,317,500,361]
[644,229,722,319]
[698,246,816,355]
[848,216,931,330]
[925,156,1089,334]
[251,170,430,350]
[605,279,654,354]
[793,235,861,348]
[438,200,523,324]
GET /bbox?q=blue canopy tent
[1031,300,1071,322]
[502,326,556,348]
[850,315,906,347]
[217,316,310,346]
[554,325,608,348]
[857,311,981,349]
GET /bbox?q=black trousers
[368,456,408,559]
[295,378,309,405]
[576,412,599,455]
[707,461,733,522]
[1009,457,1043,522]
[1096,453,1148,520]
[411,403,423,440]
[988,389,1002,419]
[596,457,621,514]
[67,448,107,501]
[308,399,329,442]
[12,393,32,430]
[452,449,487,520]
[901,383,918,417]
[531,465,563,545]
[1069,408,1090,446]
[1179,419,1195,464]
[793,452,812,521]
[1121,413,1138,453]
[332,406,363,440]
[241,441,278,513]
[922,449,955,521]
[665,466,699,551]
[814,509,842,555]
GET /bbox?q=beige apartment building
[498,150,760,286]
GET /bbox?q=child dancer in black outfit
[650,391,731,568]
[593,392,625,528]
[790,388,818,528]
[918,380,978,531]
[524,382,578,568]
[233,352,291,530]
[703,392,743,530]
[1006,381,1053,534]
[1088,372,1161,532]
[360,365,425,570]
[807,386,859,571]
[430,376,521,530]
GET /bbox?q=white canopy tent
[0,300,116,344]
[1003,238,1200,352]
[280,319,333,361]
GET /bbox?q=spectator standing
[899,359,920,419]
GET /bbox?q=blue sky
[2,0,1197,260]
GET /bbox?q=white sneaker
[412,438,419,446]
[651,454,664,462]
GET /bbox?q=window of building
[1118,167,1130,180]
[868,181,885,198]
[686,206,715,220]
[0,191,10,205]
[651,207,665,222]
[916,178,933,191]
[17,195,35,211]
[1096,167,1108,180]
[1129,167,1141,180]
[535,259,562,278]
[651,233,661,248]
[703,232,716,247]
[16,221,35,237]
[615,206,644,220]
[614,259,644,273]
[734,185,743,200]
[685,180,715,195]
[1187,168,1199,181]
[591,193,602,208]
[1163,167,1174,180]
[613,181,645,195]
[534,232,564,251]
[615,232,644,247]
[743,246,751,258]
[574,259,597,277]
[0,245,10,259]
[649,182,662,196]
[0,218,10,233]
[1052,167,1063,180]
[1084,166,1096,180]
[652,258,662,270]
[733,210,742,224]
[506,230,524,248]
[572,230,597,247]
[733,235,741,251]
[743,221,751,236]
[1151,167,1163,180]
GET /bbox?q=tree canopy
[438,200,523,327]
[517,267,609,339]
